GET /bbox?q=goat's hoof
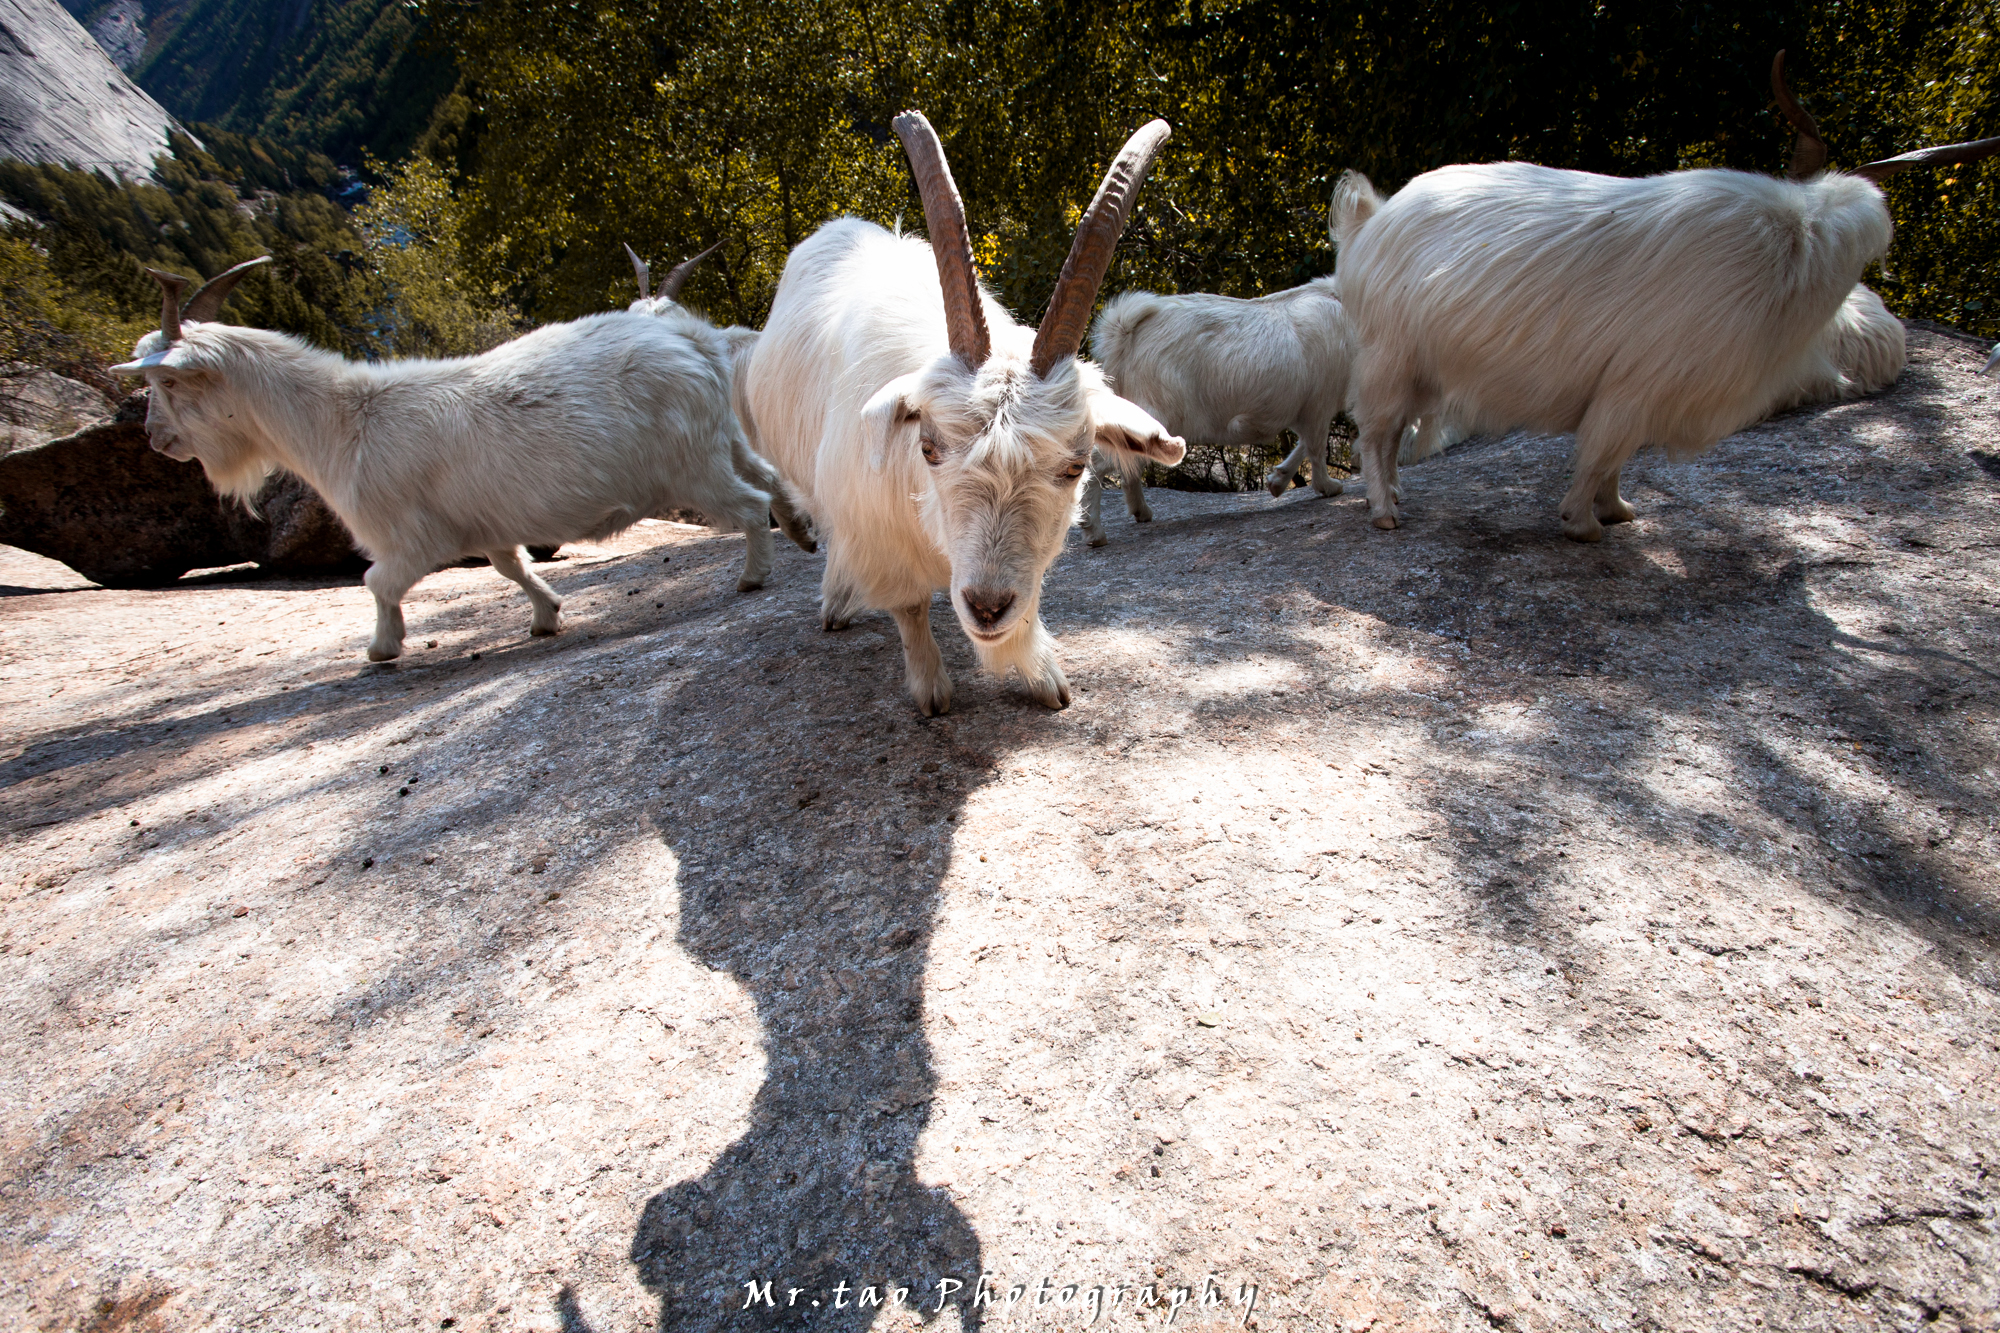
[1596,498,1637,525]
[822,616,851,632]
[801,539,820,554]
[737,576,767,592]
[1370,511,1400,531]
[1264,473,1290,499]
[366,644,401,662]
[1312,478,1345,497]
[911,679,953,717]
[1024,665,1072,710]
[1133,507,1153,523]
[530,619,562,637]
[1561,515,1606,543]
[1086,531,1109,548]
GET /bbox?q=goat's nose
[961,587,1016,629]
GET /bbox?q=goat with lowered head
[115,257,808,661]
[623,241,814,553]
[742,112,1185,715]
[1082,269,1458,545]
[1333,52,1999,541]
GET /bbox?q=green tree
[355,155,519,356]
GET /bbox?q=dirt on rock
[1,323,1997,1332]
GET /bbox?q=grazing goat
[623,242,815,553]
[743,112,1185,714]
[1081,273,1457,545]
[114,258,805,661]
[1333,53,1999,540]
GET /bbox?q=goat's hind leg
[1265,433,1308,498]
[731,436,816,553]
[1560,410,1644,542]
[1080,466,1111,547]
[487,546,564,635]
[1592,467,1637,526]
[1300,419,1346,497]
[1355,409,1411,529]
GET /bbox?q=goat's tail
[1330,171,1386,251]
[1089,289,1162,381]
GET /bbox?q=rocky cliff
[0,0,183,178]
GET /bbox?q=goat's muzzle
[960,586,1017,633]
[147,429,191,461]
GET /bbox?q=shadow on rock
[630,621,997,1329]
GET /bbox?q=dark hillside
[113,0,452,164]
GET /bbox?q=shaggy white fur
[1082,277,1461,544]
[742,217,1182,715]
[119,307,801,660]
[1333,163,1895,540]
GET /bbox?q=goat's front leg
[486,546,563,635]
[1080,467,1111,547]
[361,552,431,661]
[732,502,777,592]
[820,553,860,631]
[974,606,1070,710]
[892,601,952,717]
[1121,467,1153,522]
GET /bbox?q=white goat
[1081,278,1457,544]
[623,242,815,553]
[1333,54,1999,540]
[742,112,1185,714]
[114,257,803,661]
[1086,281,1349,536]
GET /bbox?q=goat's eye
[1060,457,1087,480]
[920,437,942,466]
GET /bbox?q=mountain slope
[0,0,183,178]
[126,0,452,164]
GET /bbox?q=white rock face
[0,0,184,179]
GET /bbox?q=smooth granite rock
[0,0,182,180]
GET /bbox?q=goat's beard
[186,423,277,509]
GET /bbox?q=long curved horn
[1771,50,1827,180]
[182,255,271,324]
[658,239,725,301]
[143,267,191,343]
[1853,135,2000,182]
[624,243,652,299]
[892,110,990,370]
[1029,119,1172,378]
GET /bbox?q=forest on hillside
[5,0,1997,480]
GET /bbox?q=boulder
[1,368,117,455]
[0,393,366,585]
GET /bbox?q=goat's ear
[861,373,924,471]
[1092,391,1185,465]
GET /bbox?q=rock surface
[0,368,113,454]
[0,0,181,178]
[0,393,365,584]
[0,324,1996,1332]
